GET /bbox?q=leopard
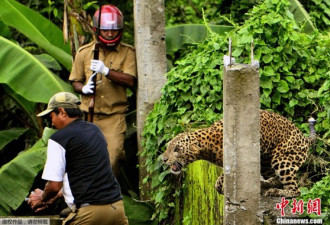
[162,110,316,197]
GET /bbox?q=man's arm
[105,70,135,87]
[29,181,63,212]
[72,81,85,94]
[72,70,135,95]
[90,59,136,87]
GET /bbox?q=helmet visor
[93,12,124,30]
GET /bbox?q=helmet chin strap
[98,30,123,47]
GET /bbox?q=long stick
[87,2,102,123]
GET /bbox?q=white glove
[90,59,110,76]
[82,73,96,94]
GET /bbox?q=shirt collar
[94,41,121,53]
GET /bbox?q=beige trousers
[63,200,128,225]
[92,113,126,177]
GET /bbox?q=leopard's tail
[308,117,317,144]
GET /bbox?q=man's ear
[58,107,67,116]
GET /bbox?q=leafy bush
[299,173,330,221]
[141,0,329,223]
[165,0,256,26]
[301,0,330,31]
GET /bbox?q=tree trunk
[133,0,167,199]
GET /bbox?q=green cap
[37,92,81,117]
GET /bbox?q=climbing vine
[141,0,329,223]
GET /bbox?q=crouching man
[28,92,128,225]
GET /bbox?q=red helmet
[93,5,124,47]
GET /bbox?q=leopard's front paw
[264,188,301,197]
[261,176,281,189]
[215,183,223,194]
[215,175,224,194]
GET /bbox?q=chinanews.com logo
[275,197,324,225]
[276,217,323,224]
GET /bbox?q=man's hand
[90,59,110,76]
[82,73,96,94]
[28,189,48,212]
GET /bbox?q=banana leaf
[0,0,72,70]
[0,128,28,152]
[165,24,234,54]
[0,36,73,104]
[2,85,39,132]
[0,127,56,215]
[289,0,316,33]
[34,54,62,71]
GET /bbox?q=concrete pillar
[133,0,167,198]
[223,58,261,224]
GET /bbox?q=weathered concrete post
[133,0,167,198]
[223,44,261,224]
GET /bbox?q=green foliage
[301,0,330,31]
[142,0,329,222]
[299,173,330,221]
[123,195,157,225]
[165,0,329,33]
[0,128,28,152]
[166,24,233,55]
[0,37,72,103]
[165,0,255,26]
[19,0,64,25]
[0,0,74,215]
[0,0,72,70]
[0,128,56,215]
[288,0,316,33]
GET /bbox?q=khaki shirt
[69,41,137,115]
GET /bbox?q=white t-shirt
[42,139,74,208]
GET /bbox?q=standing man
[69,4,137,177]
[28,92,128,225]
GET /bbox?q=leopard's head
[162,132,200,175]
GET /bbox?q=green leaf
[34,54,62,71]
[232,48,243,57]
[0,37,73,103]
[165,24,233,54]
[158,170,171,182]
[0,21,11,38]
[304,75,316,83]
[155,191,164,203]
[237,34,253,45]
[277,80,290,93]
[298,90,308,98]
[288,0,316,33]
[263,89,272,98]
[260,77,273,89]
[284,105,295,116]
[307,90,318,98]
[3,85,39,131]
[0,0,72,70]
[289,98,299,107]
[0,128,28,151]
[262,54,273,63]
[272,92,282,105]
[262,66,275,76]
[123,195,156,225]
[285,76,295,83]
[0,127,56,215]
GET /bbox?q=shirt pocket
[109,62,123,73]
